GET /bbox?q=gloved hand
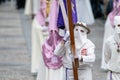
[78,55,83,62]
[63,31,70,41]
[41,26,48,32]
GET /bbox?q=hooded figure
[104,16,120,80]
[54,22,95,80]
[36,0,64,80]
[31,0,49,74]
[101,0,120,70]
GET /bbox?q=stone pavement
[89,19,107,80]
[0,1,108,80]
[0,1,34,80]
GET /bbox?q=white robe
[24,0,33,16]
[76,0,95,25]
[101,17,115,70]
[32,19,64,80]
[33,0,40,15]
[36,28,64,80]
[107,71,120,80]
[36,66,64,80]
[54,39,95,80]
[24,0,40,16]
[31,18,49,73]
[104,35,120,80]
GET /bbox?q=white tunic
[36,66,64,80]
[107,71,120,80]
[104,35,120,80]
[33,19,64,80]
[31,18,49,73]
[54,39,95,80]
[24,0,33,16]
[101,17,115,70]
[33,0,40,15]
[24,0,40,16]
[105,35,120,72]
[76,0,95,25]
[32,19,64,80]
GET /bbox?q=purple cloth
[48,0,58,31]
[42,0,63,69]
[42,31,63,69]
[110,71,112,80]
[109,0,120,26]
[57,0,77,29]
[35,11,45,26]
[35,0,46,26]
[115,0,120,2]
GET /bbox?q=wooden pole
[66,0,79,80]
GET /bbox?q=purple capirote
[57,0,78,29]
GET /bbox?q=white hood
[74,26,87,49]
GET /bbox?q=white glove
[78,55,83,62]
[63,31,70,41]
[41,26,48,32]
[78,54,81,60]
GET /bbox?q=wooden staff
[66,0,79,80]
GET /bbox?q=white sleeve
[82,44,95,64]
[104,41,111,64]
[54,41,66,57]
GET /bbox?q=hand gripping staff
[66,0,79,80]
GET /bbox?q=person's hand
[81,48,87,56]
[63,31,70,41]
[78,55,83,62]
[41,26,48,32]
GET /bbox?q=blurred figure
[24,0,32,16]
[16,0,26,9]
[104,16,120,80]
[24,0,40,18]
[90,0,104,18]
[36,0,64,80]
[0,0,6,4]
[101,0,120,70]
[31,0,48,74]
[76,0,95,25]
[105,0,113,16]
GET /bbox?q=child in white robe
[54,22,95,80]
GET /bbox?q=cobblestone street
[0,1,107,80]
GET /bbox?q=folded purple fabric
[57,0,78,29]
